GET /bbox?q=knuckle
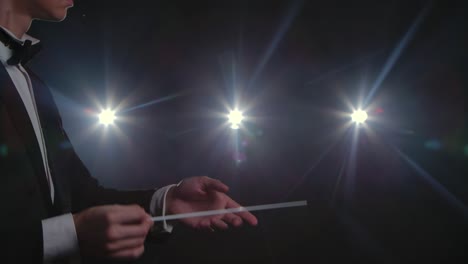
[104,213,115,224]
[104,243,114,253]
[134,205,146,216]
[106,227,118,240]
[141,225,150,235]
[144,224,152,233]
[132,247,144,258]
[109,204,120,212]
[147,218,154,227]
[140,209,148,218]
[132,204,142,210]
[135,238,145,247]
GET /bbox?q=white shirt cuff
[150,182,182,233]
[42,213,79,262]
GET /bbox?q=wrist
[72,213,80,232]
[165,185,177,215]
[72,213,82,243]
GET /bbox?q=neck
[0,1,32,39]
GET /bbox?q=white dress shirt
[0,27,174,263]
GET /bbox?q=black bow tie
[0,28,42,66]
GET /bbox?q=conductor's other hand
[72,204,153,260]
[166,176,258,231]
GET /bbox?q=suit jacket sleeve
[2,220,43,263]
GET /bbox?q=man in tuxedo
[0,0,258,263]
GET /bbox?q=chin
[36,8,69,22]
[55,13,68,22]
[51,9,69,21]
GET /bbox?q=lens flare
[98,109,116,126]
[351,109,368,124]
[228,109,244,129]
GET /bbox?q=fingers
[108,205,151,225]
[222,213,242,227]
[75,204,153,260]
[211,218,229,230]
[106,237,145,252]
[202,177,229,193]
[106,222,152,241]
[105,205,153,241]
[199,218,212,230]
[226,198,258,226]
[198,218,229,231]
[104,205,152,260]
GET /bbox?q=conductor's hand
[166,176,258,231]
[73,205,153,260]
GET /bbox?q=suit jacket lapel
[0,65,54,214]
[26,68,69,215]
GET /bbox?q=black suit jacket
[0,65,157,263]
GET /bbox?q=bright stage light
[228,109,244,129]
[99,109,116,126]
[351,109,368,124]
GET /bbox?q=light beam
[363,3,432,106]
